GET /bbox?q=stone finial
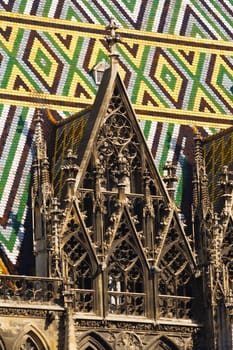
[163,161,178,199]
[219,165,233,211]
[62,149,79,202]
[105,18,122,58]
[62,149,79,179]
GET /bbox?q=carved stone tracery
[17,330,47,350]
[107,216,145,316]
[62,210,95,313]
[158,220,194,320]
[115,331,143,350]
[159,228,192,297]
[96,88,142,193]
[19,337,39,350]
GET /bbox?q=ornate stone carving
[0,308,49,317]
[158,219,194,320]
[19,337,39,350]
[115,332,143,350]
[96,87,141,194]
[156,324,199,334]
[0,275,62,305]
[74,319,155,331]
[107,215,145,316]
[62,215,95,313]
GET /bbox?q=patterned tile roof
[0,1,232,268]
[52,109,90,200]
[204,126,233,212]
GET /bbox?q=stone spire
[192,130,210,214]
[32,109,51,202]
[34,109,45,158]
[32,108,53,277]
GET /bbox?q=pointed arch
[79,331,112,350]
[157,214,195,296]
[157,218,195,320]
[62,203,98,286]
[92,84,144,194]
[61,202,98,313]
[13,325,49,350]
[105,208,148,316]
[146,336,180,350]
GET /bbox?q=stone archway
[79,332,113,350]
[147,336,181,350]
[13,326,49,350]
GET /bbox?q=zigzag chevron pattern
[0,13,232,123]
[0,0,232,265]
[1,0,233,39]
